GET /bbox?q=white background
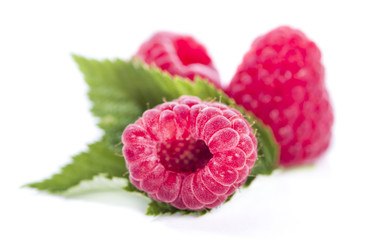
[1,0,374,239]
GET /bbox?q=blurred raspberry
[135,32,221,88]
[226,26,333,166]
[122,96,257,210]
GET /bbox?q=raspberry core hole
[174,38,211,66]
[157,138,213,173]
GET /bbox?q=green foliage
[146,201,209,216]
[28,138,125,192]
[28,56,279,215]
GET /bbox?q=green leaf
[146,201,209,216]
[28,137,126,193]
[74,55,279,167]
[63,174,127,196]
[28,56,279,216]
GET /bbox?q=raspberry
[135,32,221,88]
[226,26,333,166]
[122,96,257,210]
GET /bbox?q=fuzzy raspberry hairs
[122,96,257,210]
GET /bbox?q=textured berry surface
[226,26,333,166]
[122,96,257,210]
[135,32,221,88]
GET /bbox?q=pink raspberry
[122,96,257,210]
[135,32,221,88]
[226,26,333,167]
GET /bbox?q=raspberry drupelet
[135,32,221,88]
[122,96,257,210]
[226,26,333,166]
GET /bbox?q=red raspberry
[135,32,221,88]
[226,26,333,167]
[122,96,257,210]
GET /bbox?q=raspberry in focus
[226,26,333,166]
[122,96,257,210]
[135,32,221,88]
